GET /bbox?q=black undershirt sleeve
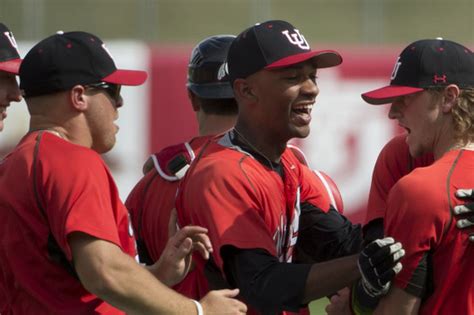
[294,203,363,264]
[222,246,312,314]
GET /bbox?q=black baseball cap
[187,35,235,99]
[227,20,342,82]
[19,31,148,98]
[362,38,474,105]
[0,23,21,74]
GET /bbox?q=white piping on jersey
[287,143,310,166]
[313,170,339,212]
[152,141,196,181]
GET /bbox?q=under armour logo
[217,62,228,81]
[390,57,402,80]
[433,74,447,84]
[281,29,310,50]
[3,31,19,53]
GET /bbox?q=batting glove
[454,189,474,242]
[358,237,405,297]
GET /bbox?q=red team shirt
[366,134,434,223]
[175,132,331,315]
[126,136,212,299]
[0,131,136,314]
[385,149,474,314]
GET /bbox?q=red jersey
[366,134,434,224]
[385,149,474,314]
[126,136,211,299]
[175,132,331,315]
[0,131,136,314]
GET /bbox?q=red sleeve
[299,163,331,212]
[176,158,277,270]
[366,135,412,224]
[384,171,444,290]
[37,137,125,260]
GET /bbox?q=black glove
[358,237,404,297]
[454,189,474,242]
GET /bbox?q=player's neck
[198,114,237,136]
[233,122,286,163]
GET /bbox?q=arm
[70,232,197,314]
[374,287,421,315]
[70,233,247,315]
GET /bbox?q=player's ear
[442,84,460,113]
[70,85,88,112]
[233,78,257,102]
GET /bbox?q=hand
[200,289,248,314]
[454,189,474,242]
[358,237,405,297]
[153,209,213,286]
[325,287,351,315]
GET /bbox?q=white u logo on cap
[390,57,402,80]
[3,31,19,52]
[282,29,310,50]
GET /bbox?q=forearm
[71,234,197,315]
[303,254,360,303]
[92,254,196,314]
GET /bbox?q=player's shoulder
[38,132,102,164]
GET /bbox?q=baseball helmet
[187,35,235,99]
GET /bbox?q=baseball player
[126,34,348,302]
[126,34,238,299]
[0,23,22,132]
[361,38,474,314]
[175,20,405,315]
[0,31,246,314]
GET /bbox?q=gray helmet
[187,35,235,99]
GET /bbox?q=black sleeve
[221,246,312,314]
[362,218,384,244]
[294,203,363,264]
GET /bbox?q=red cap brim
[0,58,21,74]
[361,85,424,105]
[265,50,342,69]
[103,69,148,86]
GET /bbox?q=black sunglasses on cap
[85,82,122,106]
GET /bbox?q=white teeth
[293,104,314,111]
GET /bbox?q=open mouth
[291,103,313,126]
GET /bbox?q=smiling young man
[0,23,22,132]
[361,38,474,314]
[0,31,246,315]
[176,20,405,315]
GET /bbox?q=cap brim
[187,82,234,99]
[103,69,148,86]
[265,50,342,70]
[361,85,424,105]
[0,58,21,74]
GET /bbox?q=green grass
[309,298,330,315]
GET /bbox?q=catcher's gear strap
[32,131,79,279]
[151,141,195,181]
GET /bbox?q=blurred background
[1,1,473,313]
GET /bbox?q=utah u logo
[390,57,402,80]
[3,31,19,53]
[282,29,310,50]
[217,62,228,81]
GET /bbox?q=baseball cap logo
[281,29,310,50]
[3,31,19,54]
[390,57,402,80]
[217,62,228,81]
